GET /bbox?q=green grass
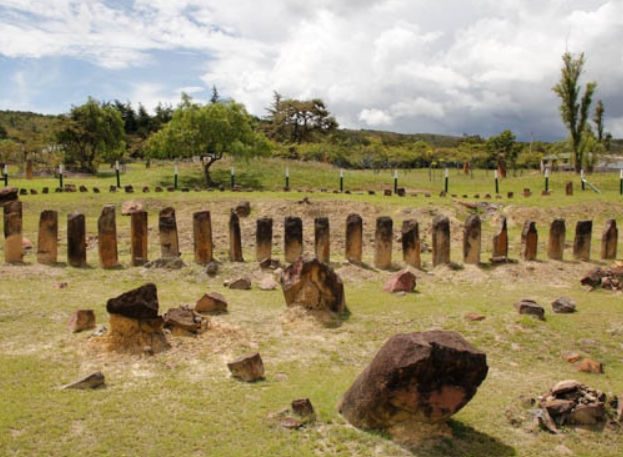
[2,158,623,456]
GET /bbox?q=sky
[0,0,622,141]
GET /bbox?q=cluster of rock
[581,265,623,291]
[514,297,577,319]
[536,380,613,433]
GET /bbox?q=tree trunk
[203,162,213,187]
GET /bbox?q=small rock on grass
[574,358,603,374]
[514,299,545,320]
[227,353,264,382]
[464,312,485,322]
[551,297,576,314]
[227,277,252,290]
[561,351,582,363]
[61,372,105,390]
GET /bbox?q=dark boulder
[106,283,159,319]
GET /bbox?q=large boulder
[0,186,18,206]
[281,257,345,314]
[338,331,487,439]
[106,283,159,319]
[383,269,416,293]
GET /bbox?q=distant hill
[339,128,464,148]
[0,110,64,151]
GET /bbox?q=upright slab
[401,219,421,269]
[601,219,618,260]
[3,200,23,263]
[193,211,213,264]
[67,211,87,267]
[463,214,481,264]
[229,210,243,262]
[98,205,118,268]
[284,216,303,263]
[565,182,573,196]
[345,213,363,264]
[547,218,566,261]
[159,207,180,258]
[492,216,508,259]
[130,211,148,266]
[256,217,273,262]
[25,159,33,180]
[573,220,592,262]
[374,217,393,269]
[37,210,58,264]
[314,217,330,263]
[521,220,538,261]
[432,215,451,266]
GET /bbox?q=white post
[115,160,119,171]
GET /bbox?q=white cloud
[359,108,393,126]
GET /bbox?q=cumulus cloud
[0,0,622,140]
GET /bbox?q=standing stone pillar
[521,220,538,261]
[463,214,481,264]
[26,159,33,180]
[193,211,213,264]
[374,217,393,269]
[284,216,303,263]
[256,217,273,262]
[229,210,244,262]
[98,205,118,268]
[432,215,451,266]
[67,212,87,267]
[159,207,180,258]
[37,210,58,264]
[401,219,421,268]
[573,220,592,261]
[565,182,573,196]
[345,214,363,264]
[601,219,618,260]
[314,217,330,263]
[4,200,23,263]
[130,211,148,266]
[547,218,566,261]
[492,216,508,259]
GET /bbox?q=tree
[0,123,7,140]
[146,94,272,187]
[210,85,220,104]
[56,97,125,172]
[486,130,521,177]
[552,52,597,173]
[593,99,604,143]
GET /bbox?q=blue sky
[1,0,622,141]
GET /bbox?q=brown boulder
[228,277,252,290]
[551,297,576,314]
[68,309,96,333]
[382,269,416,293]
[514,299,545,319]
[234,201,251,217]
[227,353,265,382]
[281,257,345,314]
[106,283,159,319]
[338,331,487,434]
[163,306,209,334]
[580,268,603,288]
[575,358,603,374]
[0,186,18,206]
[195,292,228,314]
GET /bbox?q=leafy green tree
[56,97,125,172]
[0,123,7,140]
[147,94,272,187]
[593,99,604,143]
[210,85,220,104]
[552,52,596,173]
[486,130,521,176]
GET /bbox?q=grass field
[1,158,623,457]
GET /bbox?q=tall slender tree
[593,99,604,143]
[552,52,596,173]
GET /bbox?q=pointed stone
[601,219,617,260]
[61,372,105,390]
[229,210,243,262]
[492,216,508,259]
[521,220,538,261]
[68,309,96,333]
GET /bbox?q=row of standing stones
[1,187,619,269]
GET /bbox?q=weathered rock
[256,217,273,262]
[3,200,23,263]
[383,269,416,293]
[401,219,421,269]
[163,306,209,334]
[228,277,252,290]
[259,258,280,270]
[314,217,330,263]
[98,205,118,268]
[284,216,303,263]
[547,218,566,261]
[374,217,393,269]
[235,201,251,218]
[130,211,148,266]
[345,213,363,264]
[573,220,593,262]
[106,283,159,319]
[514,299,545,319]
[464,312,485,322]
[37,210,58,264]
[205,261,219,277]
[229,210,244,262]
[291,398,315,420]
[67,212,87,267]
[463,214,481,264]
[565,181,573,196]
[195,292,228,314]
[144,257,186,269]
[566,403,605,425]
[551,380,582,396]
[561,351,582,363]
[158,207,180,258]
[432,215,451,266]
[121,200,143,215]
[575,358,603,374]
[601,219,617,260]
[281,257,345,314]
[68,309,96,333]
[61,372,105,390]
[0,186,18,206]
[551,297,576,314]
[106,313,168,354]
[259,277,279,291]
[580,267,603,288]
[492,216,508,259]
[227,353,265,382]
[193,211,213,264]
[521,220,538,261]
[338,331,488,435]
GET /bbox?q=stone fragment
[61,372,105,390]
[338,331,488,436]
[256,217,273,262]
[281,257,345,314]
[551,297,576,314]
[432,215,451,266]
[561,351,582,363]
[37,210,58,264]
[601,219,617,260]
[565,403,605,425]
[130,211,148,266]
[573,220,592,262]
[227,353,265,382]
[235,201,251,217]
[163,306,209,334]
[284,216,303,263]
[259,277,279,291]
[521,220,538,261]
[383,269,416,293]
[401,219,421,269]
[67,212,87,267]
[547,219,566,261]
[291,398,316,420]
[193,211,213,264]
[106,283,159,319]
[580,268,602,288]
[463,214,481,264]
[98,205,118,268]
[575,358,603,374]
[195,292,228,314]
[464,312,485,322]
[345,213,363,264]
[374,217,393,269]
[158,207,180,258]
[314,217,330,263]
[514,299,545,319]
[3,200,23,263]
[0,186,18,206]
[228,277,252,290]
[121,200,143,215]
[68,309,96,333]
